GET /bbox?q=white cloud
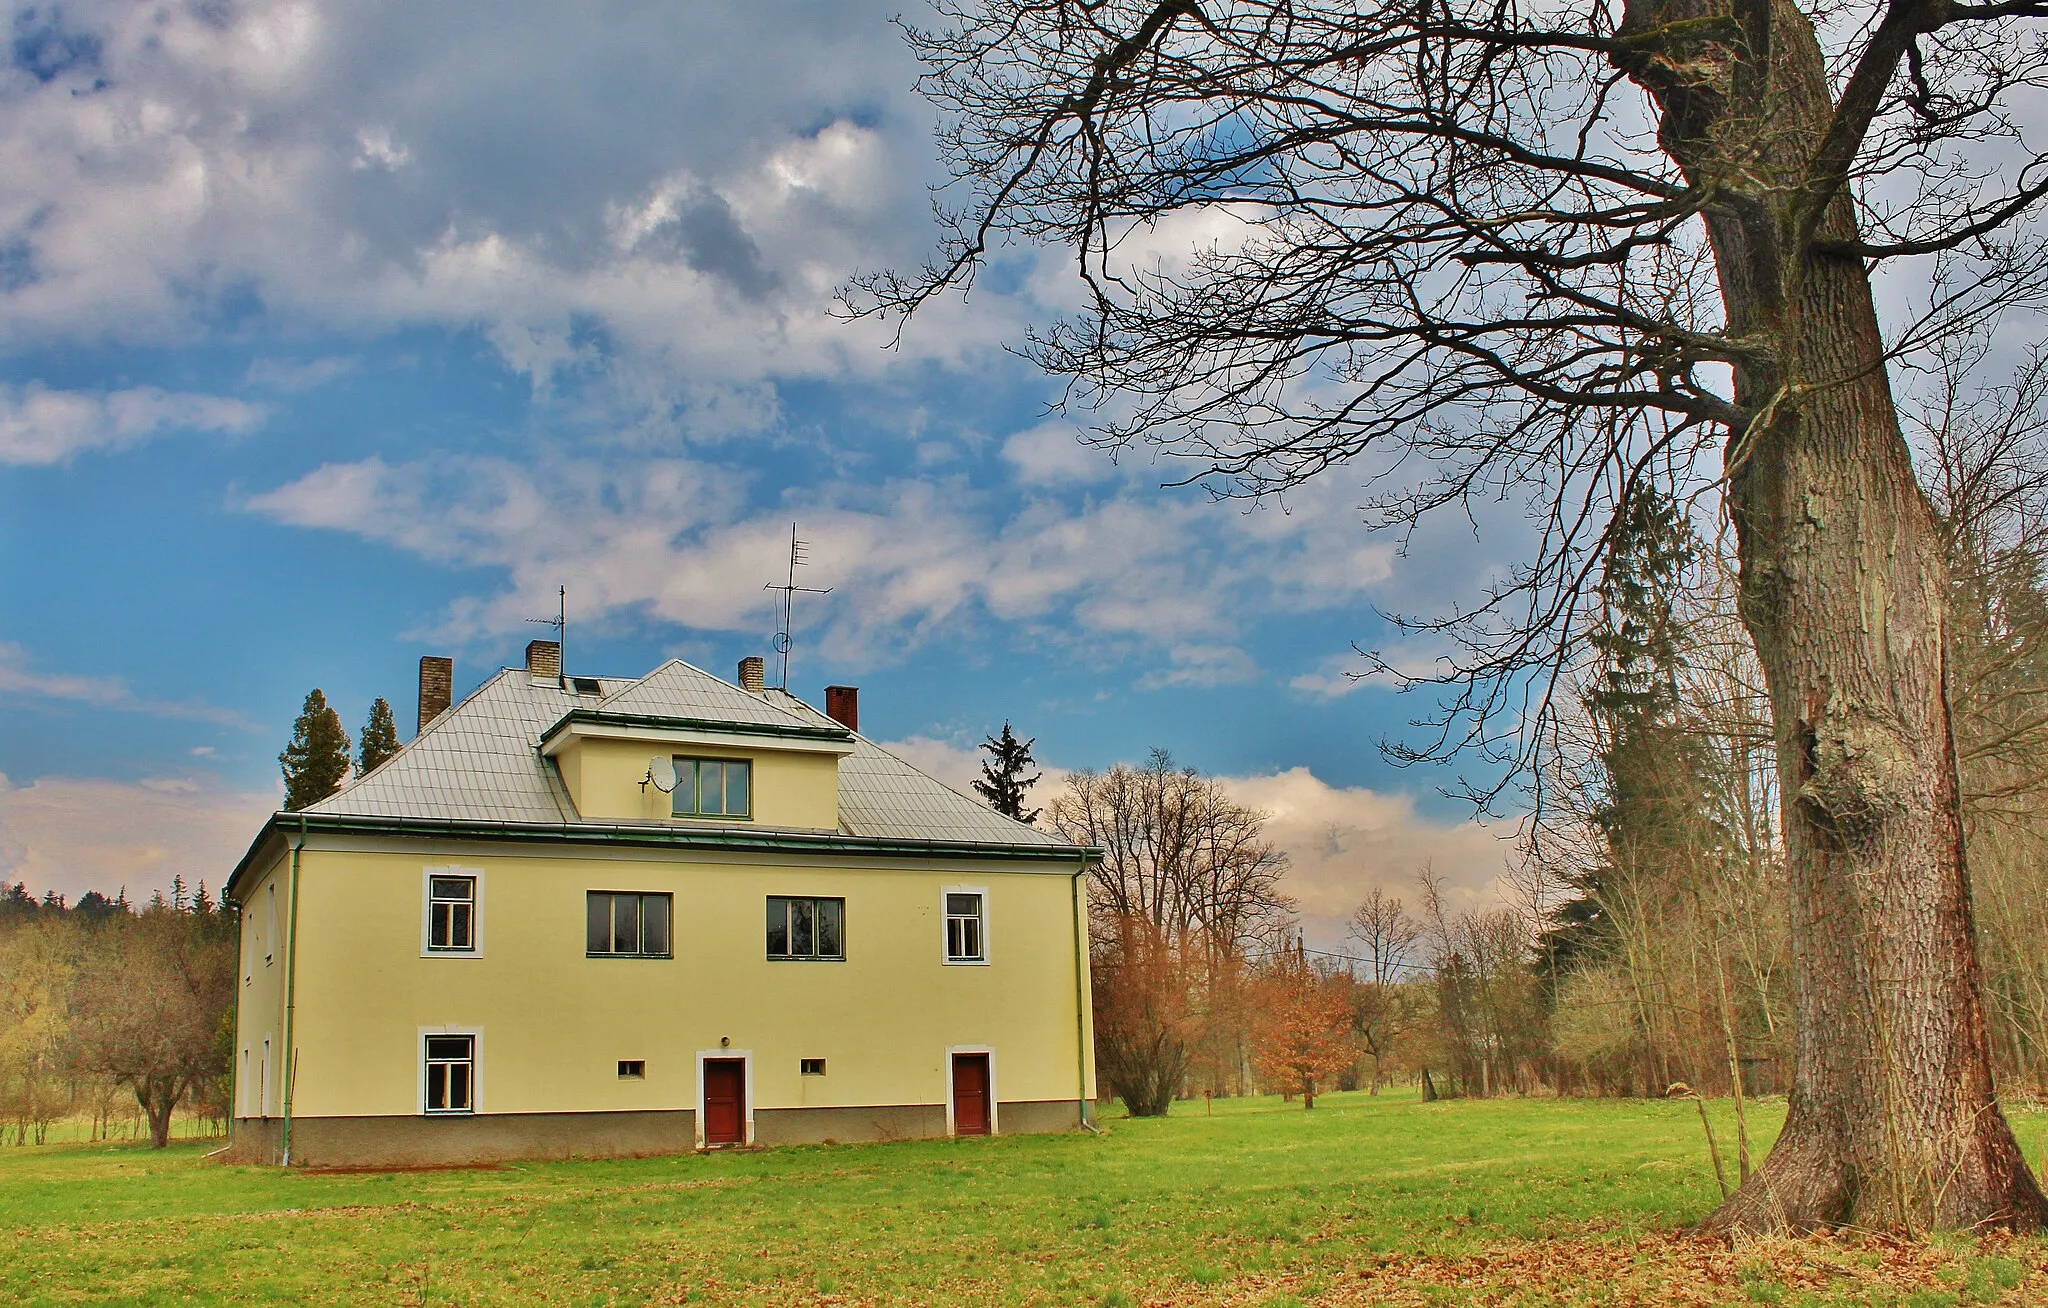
[0,383,267,466]
[1137,644,1260,689]
[1002,421,1119,486]
[0,3,1002,394]
[1292,652,1368,698]
[244,451,1395,676]
[0,643,258,729]
[1223,768,1515,946]
[882,740,1516,948]
[245,354,358,392]
[0,771,277,904]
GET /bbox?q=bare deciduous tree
[69,909,235,1149]
[1049,750,1294,1113]
[0,921,75,1146]
[1050,749,1293,956]
[851,0,2048,1233]
[1347,888,1424,1091]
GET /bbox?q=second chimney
[824,685,858,733]
[526,640,561,682]
[737,656,766,693]
[418,655,453,735]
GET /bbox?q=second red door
[702,1058,746,1145]
[952,1053,991,1136]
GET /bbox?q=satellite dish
[643,757,677,793]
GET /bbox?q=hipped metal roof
[229,660,1083,897]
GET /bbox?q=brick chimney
[737,656,766,693]
[417,656,453,735]
[824,685,858,733]
[526,640,561,682]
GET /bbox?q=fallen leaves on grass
[1178,1231,2048,1306]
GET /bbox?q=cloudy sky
[0,1,1518,939]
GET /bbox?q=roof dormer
[539,710,854,830]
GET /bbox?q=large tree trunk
[135,1075,182,1150]
[1619,0,2048,1233]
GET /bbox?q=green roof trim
[227,811,1096,901]
[538,708,853,749]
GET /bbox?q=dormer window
[672,757,752,819]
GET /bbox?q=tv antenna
[764,523,830,690]
[526,585,565,688]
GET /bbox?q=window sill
[667,813,754,823]
[943,958,991,967]
[585,952,674,960]
[422,1109,476,1117]
[766,956,846,963]
[420,949,483,959]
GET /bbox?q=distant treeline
[0,878,236,1148]
[2,877,229,922]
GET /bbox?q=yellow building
[224,644,1096,1167]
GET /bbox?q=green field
[6,1091,2046,1305]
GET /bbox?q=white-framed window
[259,1037,271,1118]
[420,1028,482,1114]
[942,886,988,964]
[421,867,484,957]
[264,882,276,965]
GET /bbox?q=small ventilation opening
[800,1058,826,1076]
[617,1059,646,1079]
[572,677,603,695]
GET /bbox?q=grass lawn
[4,1090,2046,1305]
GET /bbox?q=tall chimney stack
[526,640,561,682]
[417,656,453,735]
[824,685,859,733]
[737,656,766,693]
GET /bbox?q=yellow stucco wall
[553,736,841,830]
[264,842,1093,1122]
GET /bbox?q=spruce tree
[358,696,400,775]
[972,722,1043,823]
[280,688,351,811]
[1539,488,1714,979]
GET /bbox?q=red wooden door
[952,1053,991,1136]
[703,1059,746,1145]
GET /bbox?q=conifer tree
[280,688,351,811]
[1539,488,1714,978]
[358,696,400,776]
[972,722,1042,823]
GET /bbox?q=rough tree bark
[1619,0,2048,1231]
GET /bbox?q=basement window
[800,1058,826,1076]
[618,1060,646,1079]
